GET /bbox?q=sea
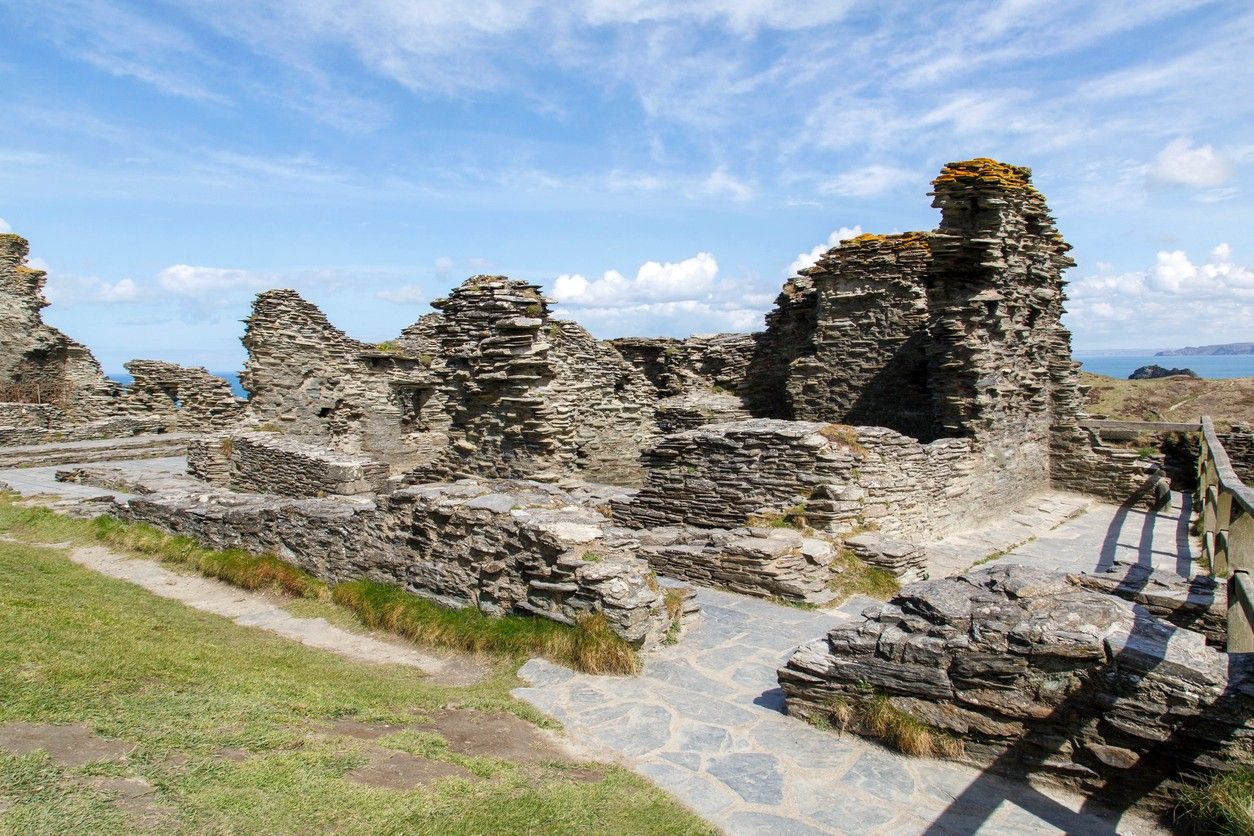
[1074,354,1254,380]
[109,372,248,398]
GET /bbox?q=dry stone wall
[787,233,935,440]
[188,432,389,497]
[121,360,244,432]
[779,564,1254,805]
[614,419,1006,543]
[97,470,669,647]
[241,278,656,486]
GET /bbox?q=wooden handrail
[1197,416,1254,652]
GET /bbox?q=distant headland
[1156,342,1254,356]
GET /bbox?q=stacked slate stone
[102,471,670,647]
[121,360,244,433]
[240,278,657,488]
[741,276,818,418]
[0,234,121,425]
[779,564,1254,805]
[787,233,936,440]
[188,432,389,497]
[615,419,984,539]
[636,525,836,603]
[1218,425,1254,482]
[610,335,756,433]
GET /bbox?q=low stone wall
[187,432,390,497]
[1051,425,1161,504]
[1219,425,1254,483]
[106,474,669,647]
[0,414,165,447]
[611,418,1019,548]
[636,525,835,603]
[778,565,1254,806]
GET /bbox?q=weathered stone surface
[779,564,1254,805]
[241,278,656,485]
[87,468,670,647]
[188,432,388,497]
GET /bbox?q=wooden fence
[1198,416,1254,653]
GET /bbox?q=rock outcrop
[1128,364,1198,380]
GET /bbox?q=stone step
[0,433,194,469]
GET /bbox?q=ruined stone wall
[241,278,657,487]
[0,234,120,423]
[787,233,935,440]
[120,360,244,433]
[742,277,817,418]
[110,475,669,646]
[240,289,436,471]
[610,333,757,398]
[779,565,1254,806]
[611,419,1001,543]
[188,432,389,497]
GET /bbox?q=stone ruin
[0,161,1162,616]
[4,160,1246,802]
[0,233,244,446]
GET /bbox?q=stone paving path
[922,491,1094,579]
[514,581,1167,835]
[989,491,1196,578]
[0,455,186,500]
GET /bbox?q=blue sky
[1,0,1251,372]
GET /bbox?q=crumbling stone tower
[0,233,120,421]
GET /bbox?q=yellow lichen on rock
[841,231,931,251]
[932,158,1035,192]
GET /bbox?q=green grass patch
[0,539,710,834]
[0,495,639,676]
[827,549,900,603]
[332,580,639,676]
[1175,768,1254,835]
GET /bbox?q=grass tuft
[828,549,900,603]
[820,693,963,760]
[90,516,328,599]
[818,424,870,458]
[332,579,639,675]
[1175,768,1254,835]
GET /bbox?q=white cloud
[1149,138,1233,188]
[550,250,776,335]
[434,256,455,272]
[0,217,10,233]
[698,169,752,202]
[1067,243,1254,345]
[375,284,427,304]
[788,226,862,275]
[553,252,718,305]
[818,165,916,198]
[42,270,141,306]
[157,264,276,297]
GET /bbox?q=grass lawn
[0,538,712,834]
